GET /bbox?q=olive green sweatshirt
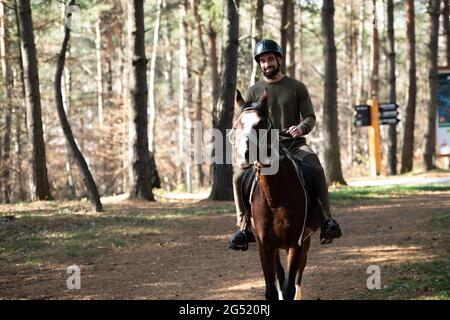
[245,76,316,146]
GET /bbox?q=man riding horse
[229,39,342,250]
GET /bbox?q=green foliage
[329,184,450,203]
[0,201,234,267]
[376,257,450,300]
[199,0,223,33]
[2,0,449,201]
[370,211,450,300]
[300,0,321,15]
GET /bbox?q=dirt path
[1,193,449,300]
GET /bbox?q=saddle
[241,153,318,224]
[241,151,318,245]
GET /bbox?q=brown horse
[233,89,320,300]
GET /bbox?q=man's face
[258,53,282,78]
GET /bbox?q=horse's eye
[254,119,264,129]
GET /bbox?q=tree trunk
[147,0,162,190]
[13,1,27,201]
[118,31,126,104]
[280,0,295,75]
[345,0,357,166]
[386,0,397,175]
[208,20,219,122]
[424,0,440,170]
[280,0,289,74]
[175,0,194,192]
[17,0,52,201]
[163,0,174,98]
[321,0,346,185]
[0,0,13,203]
[95,19,104,127]
[12,68,26,201]
[119,27,128,193]
[61,1,76,199]
[208,16,220,186]
[127,0,155,200]
[286,0,295,77]
[178,1,188,189]
[62,64,77,199]
[250,0,264,86]
[401,0,417,173]
[55,0,103,211]
[356,1,366,104]
[443,0,450,66]
[369,0,379,100]
[119,43,125,192]
[148,0,162,153]
[185,1,194,193]
[209,0,240,201]
[297,2,304,80]
[191,0,207,189]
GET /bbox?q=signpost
[353,100,401,177]
[353,67,450,172]
[378,103,400,125]
[353,104,371,127]
[379,118,400,125]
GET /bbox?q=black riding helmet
[254,39,283,63]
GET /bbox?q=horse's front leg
[282,246,302,300]
[295,237,311,300]
[274,249,285,299]
[257,242,278,301]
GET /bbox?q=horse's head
[233,89,271,170]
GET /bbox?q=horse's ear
[258,89,268,106]
[236,89,245,108]
[257,89,268,116]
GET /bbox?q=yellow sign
[367,100,381,176]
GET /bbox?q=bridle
[229,107,288,172]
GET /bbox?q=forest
[0,0,449,208]
[1,0,450,302]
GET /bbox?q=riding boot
[302,153,342,244]
[229,170,255,251]
[315,170,342,244]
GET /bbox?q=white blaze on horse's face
[236,111,263,169]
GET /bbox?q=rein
[230,107,297,172]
